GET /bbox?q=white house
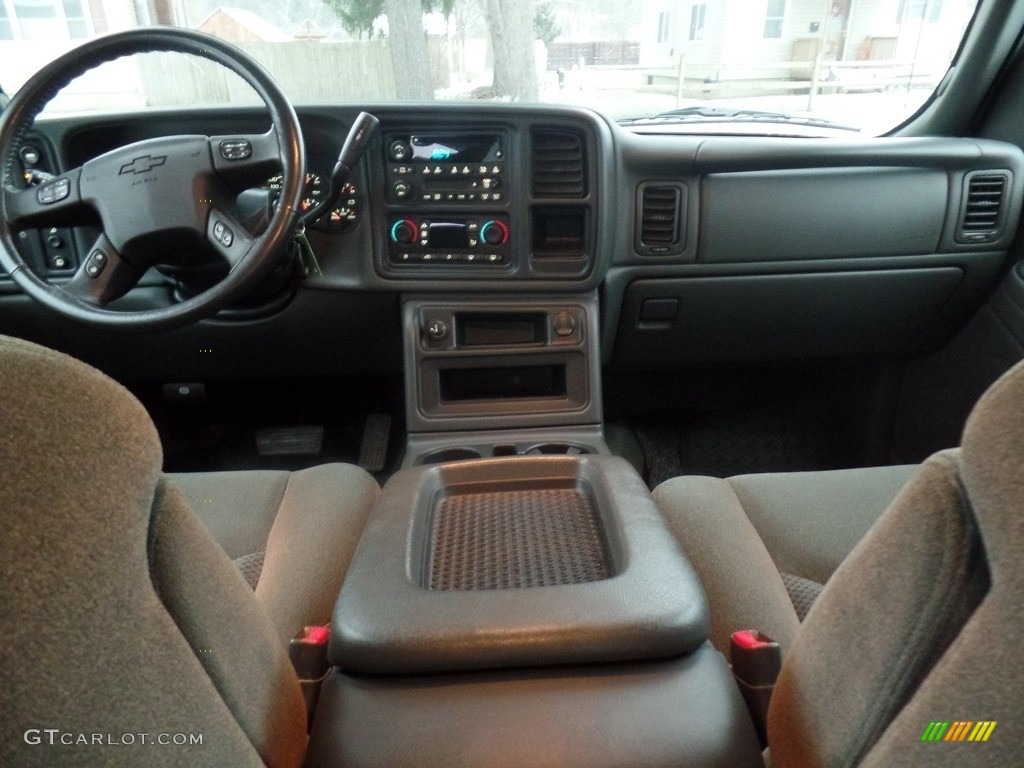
[641,0,977,86]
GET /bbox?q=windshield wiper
[617,106,858,132]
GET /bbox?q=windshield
[1,0,980,135]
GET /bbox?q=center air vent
[957,172,1009,244]
[635,182,686,256]
[532,129,586,198]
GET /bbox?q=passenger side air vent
[532,129,586,198]
[957,172,1009,244]
[635,182,686,256]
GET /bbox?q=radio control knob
[393,180,412,199]
[480,219,509,246]
[554,311,576,337]
[426,318,449,340]
[390,219,417,244]
[388,140,411,162]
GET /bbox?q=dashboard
[1,102,1023,384]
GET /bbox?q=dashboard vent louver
[958,172,1009,243]
[532,129,586,198]
[635,183,686,256]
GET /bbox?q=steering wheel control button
[36,178,70,205]
[219,139,252,161]
[426,318,449,340]
[84,250,108,279]
[213,220,234,247]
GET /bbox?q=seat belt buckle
[289,625,331,731]
[730,629,782,747]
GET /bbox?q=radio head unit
[388,134,504,164]
[385,131,508,206]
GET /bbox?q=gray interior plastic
[305,644,763,768]
[330,455,708,675]
[699,167,948,262]
[614,269,966,364]
[404,295,603,432]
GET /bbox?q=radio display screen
[411,134,503,164]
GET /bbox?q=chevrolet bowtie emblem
[119,155,167,175]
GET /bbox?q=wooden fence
[138,40,397,107]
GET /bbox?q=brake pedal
[255,425,324,456]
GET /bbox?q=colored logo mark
[921,721,997,742]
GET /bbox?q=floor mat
[634,401,847,488]
[136,377,404,484]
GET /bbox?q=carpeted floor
[632,400,848,488]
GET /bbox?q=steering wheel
[0,28,304,332]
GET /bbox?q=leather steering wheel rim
[0,27,305,332]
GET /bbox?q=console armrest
[330,455,708,675]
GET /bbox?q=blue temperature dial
[480,219,509,246]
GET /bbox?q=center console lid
[330,455,708,675]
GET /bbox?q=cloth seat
[0,335,377,766]
[170,465,379,646]
[655,358,1024,766]
[654,464,915,655]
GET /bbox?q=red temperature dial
[480,219,509,246]
[390,218,418,244]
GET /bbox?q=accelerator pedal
[358,414,391,472]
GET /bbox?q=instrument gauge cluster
[263,166,360,233]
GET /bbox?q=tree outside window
[764,0,785,38]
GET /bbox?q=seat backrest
[0,336,306,767]
[767,359,1024,767]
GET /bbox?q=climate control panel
[387,215,511,266]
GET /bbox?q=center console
[402,294,606,466]
[302,288,762,767]
[305,455,763,768]
[303,110,762,767]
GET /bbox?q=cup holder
[417,447,483,465]
[524,442,592,456]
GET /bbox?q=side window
[898,0,944,23]
[657,10,671,44]
[62,0,88,38]
[689,4,706,42]
[764,0,785,39]
[0,2,12,39]
[6,0,91,40]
